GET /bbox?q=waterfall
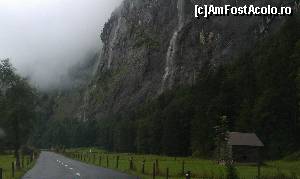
[82,90,89,121]
[92,53,101,76]
[107,16,122,69]
[161,0,185,90]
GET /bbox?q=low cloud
[0,0,122,90]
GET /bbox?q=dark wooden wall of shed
[232,146,260,163]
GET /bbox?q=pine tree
[214,116,230,162]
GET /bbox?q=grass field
[0,154,35,179]
[63,148,300,179]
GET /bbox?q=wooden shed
[228,132,264,163]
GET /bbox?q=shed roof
[228,132,264,147]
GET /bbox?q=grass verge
[62,148,300,179]
[0,154,36,179]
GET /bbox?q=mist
[0,0,122,90]
[0,128,5,139]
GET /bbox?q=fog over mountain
[0,0,122,90]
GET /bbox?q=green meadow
[0,154,35,179]
[65,148,300,179]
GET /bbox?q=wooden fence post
[21,156,24,168]
[142,160,145,174]
[182,160,185,175]
[12,162,15,178]
[152,162,156,179]
[99,156,102,166]
[166,168,169,179]
[93,154,96,163]
[155,159,159,175]
[30,153,33,163]
[0,168,2,179]
[116,156,119,168]
[106,156,109,168]
[185,171,191,179]
[129,157,133,170]
[257,162,261,179]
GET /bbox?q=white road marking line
[76,172,80,176]
[65,164,68,167]
[69,167,73,170]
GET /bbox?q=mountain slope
[31,0,300,158]
[84,0,298,118]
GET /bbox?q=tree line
[0,59,37,168]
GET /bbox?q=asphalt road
[22,151,137,179]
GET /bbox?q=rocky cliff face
[76,0,297,119]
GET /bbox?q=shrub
[226,164,239,179]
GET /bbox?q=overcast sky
[0,0,122,89]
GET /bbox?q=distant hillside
[30,0,300,159]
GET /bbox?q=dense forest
[29,15,300,160]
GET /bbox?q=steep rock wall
[82,0,297,119]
